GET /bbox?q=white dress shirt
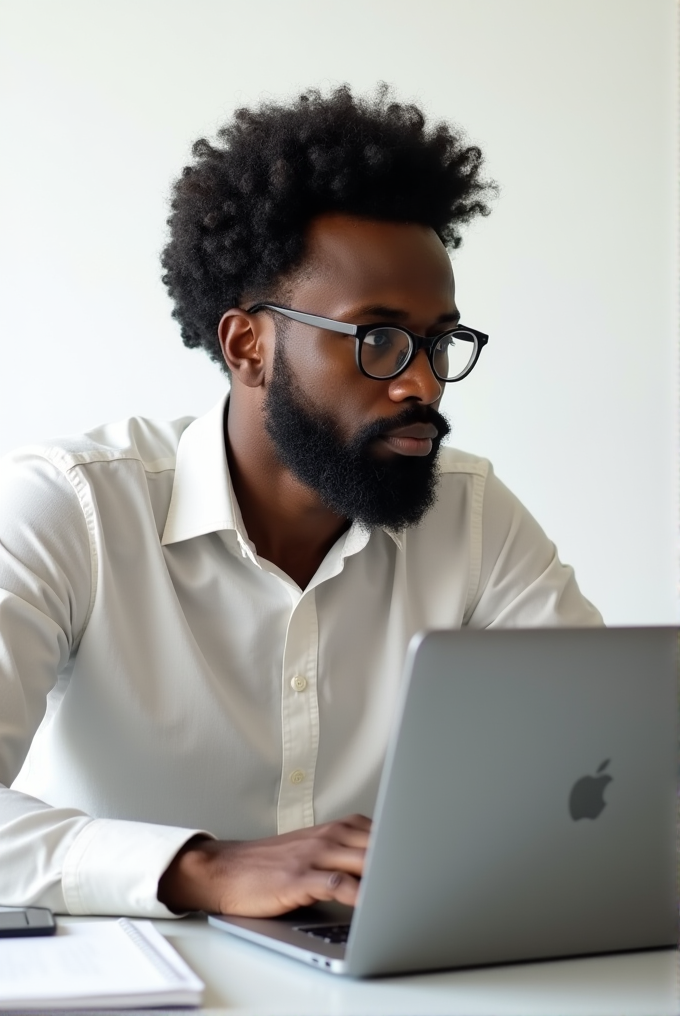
[0,395,602,917]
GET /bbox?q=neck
[225,394,350,588]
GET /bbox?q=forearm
[0,784,212,916]
[0,785,91,911]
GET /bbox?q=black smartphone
[0,905,56,937]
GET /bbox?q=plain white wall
[0,0,677,624]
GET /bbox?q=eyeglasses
[247,303,489,383]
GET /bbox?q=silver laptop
[209,627,678,977]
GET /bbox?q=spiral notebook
[0,918,204,1010]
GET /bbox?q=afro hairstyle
[161,83,496,369]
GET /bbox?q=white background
[0,0,677,624]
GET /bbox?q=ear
[218,308,269,387]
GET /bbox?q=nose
[387,348,443,405]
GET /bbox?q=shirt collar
[161,394,244,547]
[161,393,403,553]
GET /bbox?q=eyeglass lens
[361,328,477,381]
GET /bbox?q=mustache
[351,405,451,450]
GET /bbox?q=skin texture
[157,213,458,917]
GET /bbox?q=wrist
[157,834,216,913]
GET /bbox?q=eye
[360,327,412,378]
[364,328,396,350]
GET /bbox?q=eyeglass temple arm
[247,303,358,336]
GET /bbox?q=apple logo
[569,759,613,821]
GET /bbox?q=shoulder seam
[437,449,490,480]
[57,467,99,649]
[16,445,176,476]
[440,461,489,477]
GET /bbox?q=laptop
[209,627,678,977]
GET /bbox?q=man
[0,85,601,920]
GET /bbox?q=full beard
[262,339,451,531]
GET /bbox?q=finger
[314,845,366,877]
[306,869,361,908]
[324,814,372,848]
[332,825,371,850]
[340,814,373,832]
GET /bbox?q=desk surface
[61,915,678,1016]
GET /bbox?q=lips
[382,423,439,440]
[379,422,439,457]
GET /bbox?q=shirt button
[291,675,307,692]
[289,769,305,785]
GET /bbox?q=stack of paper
[0,918,204,1010]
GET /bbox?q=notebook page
[0,920,203,1005]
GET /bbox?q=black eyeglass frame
[246,302,489,383]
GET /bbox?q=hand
[157,814,372,917]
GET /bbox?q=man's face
[250,214,458,528]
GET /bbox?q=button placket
[276,591,320,834]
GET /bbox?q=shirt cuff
[61,817,214,917]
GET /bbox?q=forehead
[289,213,455,313]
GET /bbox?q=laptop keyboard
[294,923,351,945]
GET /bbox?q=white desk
[61,916,678,1016]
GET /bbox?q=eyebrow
[352,304,461,327]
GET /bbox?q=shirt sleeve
[465,463,604,628]
[0,450,211,917]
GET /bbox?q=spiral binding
[116,919,189,985]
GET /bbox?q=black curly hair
[161,83,496,370]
